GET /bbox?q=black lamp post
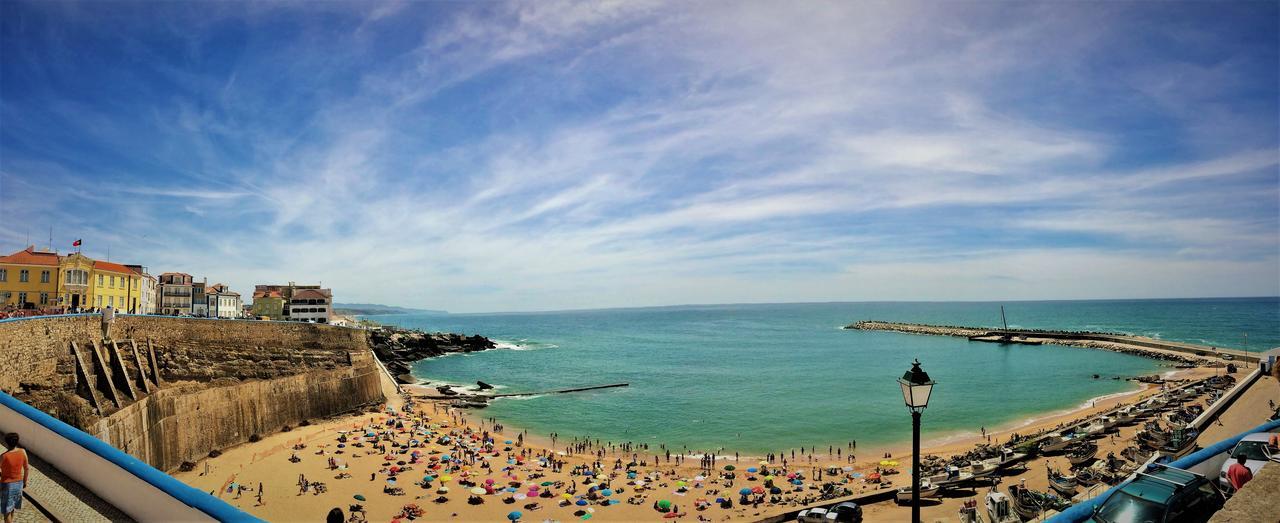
[899,359,936,523]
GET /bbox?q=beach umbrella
[563,493,573,499]
[746,468,758,473]
[769,487,782,494]
[437,487,449,493]
[441,475,453,482]
[486,479,496,485]
[676,480,686,487]
[515,493,528,500]
[575,499,588,506]
[751,486,765,494]
[507,511,522,521]
[505,440,513,444]
[723,465,735,471]
[738,488,751,496]
[540,481,554,486]
[694,475,706,481]
[657,499,672,510]
[600,489,613,497]
[471,487,487,495]
[353,494,366,501]
[842,466,853,472]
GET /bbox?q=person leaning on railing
[0,433,28,523]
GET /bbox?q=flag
[72,239,82,247]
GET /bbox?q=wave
[493,339,559,351]
[494,394,546,402]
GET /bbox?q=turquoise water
[365,298,1277,454]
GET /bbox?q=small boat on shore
[1158,428,1199,459]
[925,465,975,487]
[996,447,1028,469]
[1041,433,1078,453]
[1010,482,1069,521]
[1067,441,1098,466]
[958,499,981,523]
[1121,445,1153,464]
[986,489,1019,523]
[895,478,940,503]
[1047,468,1078,496]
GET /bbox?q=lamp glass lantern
[898,359,935,411]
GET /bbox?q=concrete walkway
[1197,374,1280,444]
[21,453,132,523]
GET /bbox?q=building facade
[191,280,207,317]
[0,246,60,309]
[206,283,242,318]
[158,272,194,315]
[90,260,140,312]
[250,289,285,319]
[287,288,332,323]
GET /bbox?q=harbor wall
[0,314,384,472]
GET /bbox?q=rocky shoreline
[368,326,496,385]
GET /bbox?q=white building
[206,283,242,319]
[126,265,158,314]
[287,288,332,323]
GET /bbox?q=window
[40,270,49,283]
[39,293,48,305]
[0,269,5,281]
[17,292,27,305]
[19,270,28,282]
[98,274,104,286]
[96,295,102,307]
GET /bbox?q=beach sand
[168,363,1268,523]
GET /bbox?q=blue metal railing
[0,392,261,522]
[1048,418,1280,522]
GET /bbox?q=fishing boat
[1074,468,1099,486]
[895,478,940,503]
[986,490,1019,523]
[1010,482,1069,521]
[1041,433,1077,453]
[1121,445,1153,464]
[1047,468,1078,496]
[1067,441,1098,466]
[969,458,1001,480]
[1080,418,1109,438]
[958,499,981,523]
[1114,407,1139,425]
[1158,428,1199,459]
[996,447,1028,469]
[925,465,975,488]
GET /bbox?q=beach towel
[0,481,22,514]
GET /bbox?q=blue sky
[1,1,1277,312]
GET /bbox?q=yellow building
[0,246,61,309]
[58,253,143,312]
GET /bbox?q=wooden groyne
[415,383,629,401]
[846,320,1258,364]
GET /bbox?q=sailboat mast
[1001,306,1008,331]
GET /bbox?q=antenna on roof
[47,225,52,252]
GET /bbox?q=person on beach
[100,305,114,340]
[1,433,28,523]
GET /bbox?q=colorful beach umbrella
[507,511,522,521]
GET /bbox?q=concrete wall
[0,314,384,472]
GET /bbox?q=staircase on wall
[70,339,163,416]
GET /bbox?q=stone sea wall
[0,315,384,472]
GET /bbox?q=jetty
[414,382,629,401]
[846,320,1259,364]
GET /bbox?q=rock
[396,373,417,385]
[476,381,495,390]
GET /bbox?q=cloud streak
[0,0,1276,312]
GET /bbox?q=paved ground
[1197,374,1279,444]
[21,453,132,522]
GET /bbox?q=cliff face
[0,315,384,472]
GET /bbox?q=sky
[1,1,1277,313]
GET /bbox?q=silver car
[796,507,829,523]
[1218,432,1279,492]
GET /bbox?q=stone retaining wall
[0,315,384,472]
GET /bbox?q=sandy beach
[167,355,1268,523]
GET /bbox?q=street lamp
[899,359,936,523]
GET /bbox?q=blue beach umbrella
[600,489,613,497]
[738,488,751,495]
[746,467,757,473]
[507,510,522,521]
[576,499,589,506]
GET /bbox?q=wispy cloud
[1,0,1276,311]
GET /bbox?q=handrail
[0,392,260,522]
[1047,418,1280,522]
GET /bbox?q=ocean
[362,297,1278,454]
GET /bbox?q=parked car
[796,507,829,523]
[1218,432,1280,492]
[824,502,862,523]
[1089,465,1224,523]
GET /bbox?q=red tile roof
[93,260,134,274]
[0,246,60,266]
[253,290,283,299]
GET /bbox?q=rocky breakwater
[369,327,496,385]
[844,320,990,337]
